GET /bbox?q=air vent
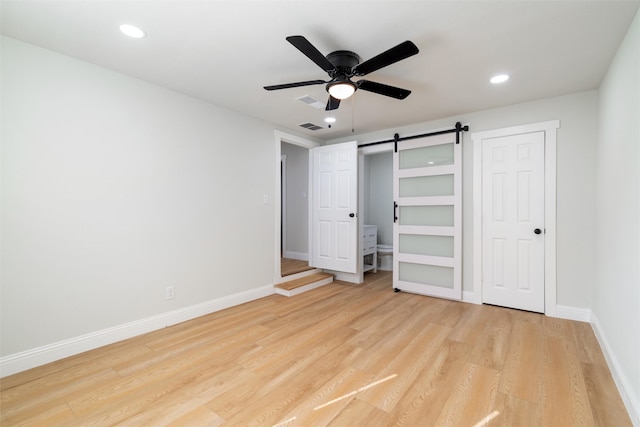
[296,95,324,109]
[299,122,323,131]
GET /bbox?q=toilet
[377,244,393,271]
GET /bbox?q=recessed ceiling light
[490,74,510,84]
[119,24,146,39]
[324,117,336,124]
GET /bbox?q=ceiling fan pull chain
[352,94,356,133]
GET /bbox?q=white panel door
[482,132,545,312]
[310,141,358,273]
[393,133,462,300]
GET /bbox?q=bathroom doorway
[361,148,394,272]
[280,140,313,277]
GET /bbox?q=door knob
[534,228,542,235]
[349,213,355,218]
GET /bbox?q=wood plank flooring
[281,258,313,277]
[0,271,631,426]
[275,273,333,292]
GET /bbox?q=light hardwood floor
[281,257,314,277]
[0,271,631,426]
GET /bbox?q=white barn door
[393,133,462,300]
[310,141,358,273]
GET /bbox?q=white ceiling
[2,0,638,139]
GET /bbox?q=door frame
[472,120,559,316]
[274,130,319,282]
[281,154,287,257]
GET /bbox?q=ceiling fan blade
[357,80,411,99]
[353,41,419,76]
[286,35,336,72]
[263,79,326,91]
[325,95,341,111]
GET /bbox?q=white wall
[330,90,598,308]
[1,37,276,359]
[281,142,308,258]
[594,10,640,422]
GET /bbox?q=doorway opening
[281,142,313,276]
[274,131,319,280]
[361,149,393,271]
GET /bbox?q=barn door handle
[393,202,398,223]
[534,228,542,235]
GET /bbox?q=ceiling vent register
[299,122,323,131]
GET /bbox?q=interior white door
[393,132,462,300]
[482,131,545,312]
[310,141,358,273]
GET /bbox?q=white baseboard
[318,268,360,284]
[283,251,308,261]
[590,312,640,426]
[462,290,480,304]
[555,304,591,322]
[458,294,592,321]
[0,284,275,378]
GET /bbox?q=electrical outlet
[165,286,175,300]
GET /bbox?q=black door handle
[394,202,398,223]
[534,228,542,235]
[349,213,355,218]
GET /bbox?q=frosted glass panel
[399,205,454,226]
[399,143,454,169]
[399,263,453,288]
[399,234,454,257]
[399,174,454,197]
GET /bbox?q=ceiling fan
[264,35,419,111]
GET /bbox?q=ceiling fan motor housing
[326,50,361,78]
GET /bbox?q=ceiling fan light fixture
[327,81,356,100]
